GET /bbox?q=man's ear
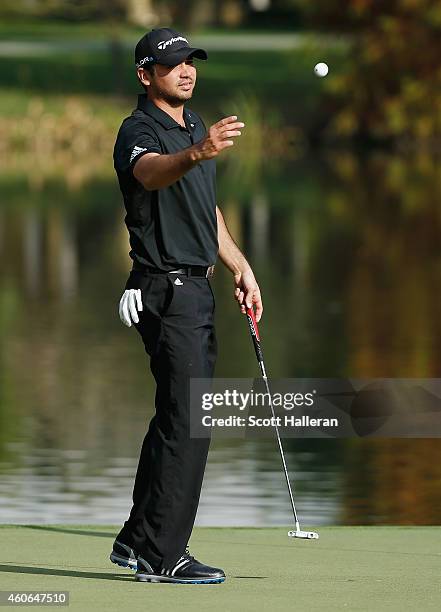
[137,67,151,87]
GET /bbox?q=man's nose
[179,62,192,74]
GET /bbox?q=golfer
[111,27,263,584]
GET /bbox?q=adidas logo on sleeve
[130,146,148,164]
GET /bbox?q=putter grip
[246,306,264,363]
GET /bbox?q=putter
[245,305,319,540]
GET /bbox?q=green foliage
[0,0,126,22]
[301,0,441,146]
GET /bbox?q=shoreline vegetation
[0,86,438,202]
[0,19,439,189]
[0,3,439,149]
[0,91,301,189]
[0,36,340,186]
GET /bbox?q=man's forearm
[134,115,245,191]
[134,147,200,190]
[216,206,251,275]
[216,206,263,318]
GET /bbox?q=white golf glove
[119,289,143,327]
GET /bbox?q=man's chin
[177,89,193,101]
[161,90,193,106]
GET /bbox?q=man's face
[139,58,197,106]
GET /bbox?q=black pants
[116,269,217,570]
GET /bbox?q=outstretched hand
[192,115,245,161]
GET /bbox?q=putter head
[288,530,319,540]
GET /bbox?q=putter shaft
[245,306,319,540]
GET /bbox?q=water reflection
[0,441,340,526]
[0,151,440,525]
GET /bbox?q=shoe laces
[180,546,194,562]
[162,546,195,574]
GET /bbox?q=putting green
[0,525,440,611]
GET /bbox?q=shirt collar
[137,94,199,130]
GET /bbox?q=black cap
[135,28,208,68]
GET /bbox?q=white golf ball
[314,62,329,78]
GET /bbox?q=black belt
[132,261,215,279]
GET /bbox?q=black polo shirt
[113,94,218,271]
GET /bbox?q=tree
[298,0,441,147]
[0,0,126,21]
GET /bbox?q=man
[111,27,263,584]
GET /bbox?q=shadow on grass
[234,576,267,579]
[0,564,267,582]
[18,526,115,539]
[0,564,131,581]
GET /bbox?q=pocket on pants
[164,276,215,323]
[207,279,216,315]
[125,272,166,319]
[139,273,177,319]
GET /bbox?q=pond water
[0,151,440,526]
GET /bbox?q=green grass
[0,22,348,138]
[0,46,347,134]
[0,525,440,611]
[0,21,306,42]
[0,20,145,41]
[0,47,345,94]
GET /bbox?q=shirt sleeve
[113,118,161,174]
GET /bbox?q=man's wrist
[188,145,202,163]
[232,262,252,277]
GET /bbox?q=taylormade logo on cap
[157,36,188,50]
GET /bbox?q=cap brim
[159,47,208,66]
